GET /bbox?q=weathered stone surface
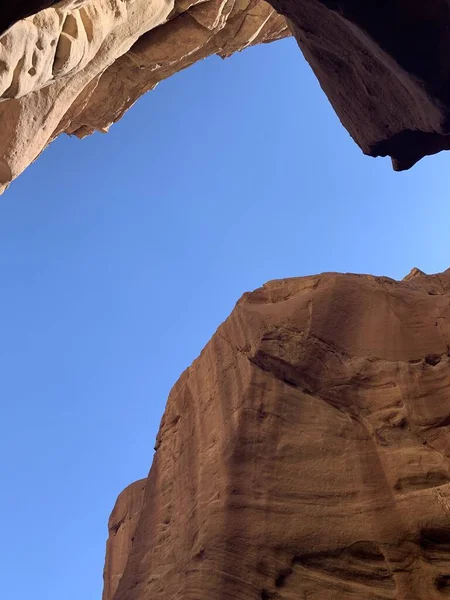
[267,0,450,170]
[104,268,450,600]
[103,479,146,600]
[63,0,287,139]
[0,1,58,36]
[0,0,288,193]
[3,1,450,189]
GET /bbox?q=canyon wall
[267,0,450,170]
[3,1,450,192]
[103,268,450,600]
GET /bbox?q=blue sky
[1,36,449,600]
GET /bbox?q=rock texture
[0,0,288,193]
[103,479,147,600]
[4,2,450,190]
[267,0,450,170]
[104,268,450,600]
[0,1,58,36]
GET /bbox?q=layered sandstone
[0,0,288,193]
[103,268,450,600]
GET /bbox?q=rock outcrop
[103,268,450,600]
[267,0,450,171]
[0,0,288,193]
[3,2,450,191]
[103,479,147,600]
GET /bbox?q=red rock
[103,480,146,600]
[104,268,450,600]
[266,0,450,170]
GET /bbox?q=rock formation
[0,0,288,194]
[266,0,450,171]
[3,2,450,191]
[103,268,450,600]
[103,479,147,600]
[0,1,58,36]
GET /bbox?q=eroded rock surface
[3,1,450,190]
[104,268,450,600]
[103,479,146,600]
[0,0,288,193]
[267,0,450,170]
[0,1,58,36]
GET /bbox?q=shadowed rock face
[0,1,57,35]
[266,0,450,170]
[104,268,450,600]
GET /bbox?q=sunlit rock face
[103,268,450,600]
[0,0,288,193]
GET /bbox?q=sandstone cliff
[3,2,450,192]
[266,0,450,171]
[103,268,450,600]
[103,479,147,600]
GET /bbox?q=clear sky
[1,36,449,600]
